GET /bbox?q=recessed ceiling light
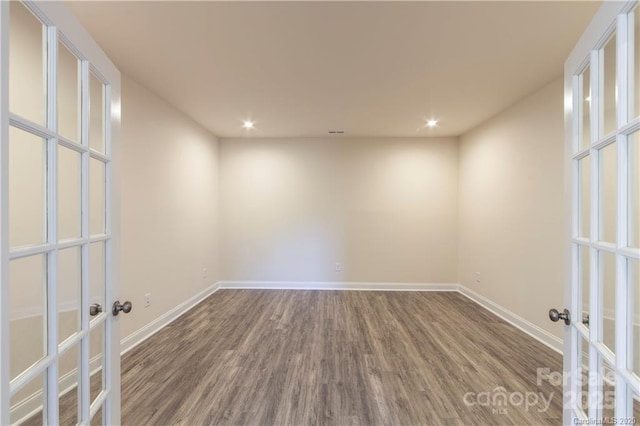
[426,119,438,128]
[242,120,255,129]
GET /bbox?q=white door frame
[564,1,640,423]
[0,1,120,424]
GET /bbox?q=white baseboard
[11,280,562,422]
[12,356,104,425]
[121,282,220,355]
[12,387,47,425]
[458,285,563,354]
[219,281,563,354]
[120,280,562,356]
[218,281,459,291]
[11,282,220,423]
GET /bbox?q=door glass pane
[629,131,639,249]
[631,258,640,379]
[89,73,105,153]
[601,251,616,353]
[11,373,44,425]
[579,157,591,238]
[632,6,640,120]
[9,255,46,381]
[579,336,590,416]
[602,34,617,136]
[58,345,80,426]
[59,146,81,241]
[580,245,590,328]
[599,143,617,243]
[59,247,81,344]
[9,1,46,125]
[58,41,80,142]
[9,126,46,248]
[89,322,104,405]
[581,66,592,149]
[89,242,105,323]
[601,361,616,419]
[91,407,103,426]
[90,158,106,235]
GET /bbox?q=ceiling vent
[328,130,345,135]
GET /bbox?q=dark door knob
[89,303,102,316]
[112,300,132,316]
[549,308,570,325]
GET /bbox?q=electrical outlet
[475,272,481,284]
[335,262,342,272]
[144,293,151,307]
[202,268,208,284]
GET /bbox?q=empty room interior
[3,0,640,425]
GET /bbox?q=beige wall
[219,137,459,284]
[119,76,220,339]
[458,77,565,339]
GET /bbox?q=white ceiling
[67,1,600,138]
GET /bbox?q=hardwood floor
[33,290,567,425]
[117,290,563,425]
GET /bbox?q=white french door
[0,1,121,425]
[564,1,640,424]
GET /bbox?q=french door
[564,1,640,424]
[0,1,121,425]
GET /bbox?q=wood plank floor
[112,290,563,425]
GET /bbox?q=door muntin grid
[570,3,640,421]
[3,1,113,424]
